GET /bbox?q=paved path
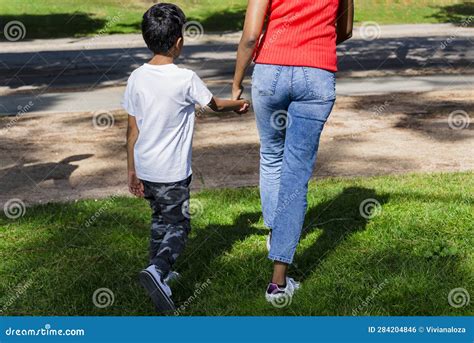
[1,24,472,53]
[1,74,473,116]
[1,32,472,90]
[0,24,473,115]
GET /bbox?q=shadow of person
[0,154,93,193]
[292,187,390,281]
[171,211,265,298]
[167,186,389,314]
[174,187,390,292]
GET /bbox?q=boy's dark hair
[142,3,186,55]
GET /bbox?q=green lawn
[0,0,472,39]
[0,172,473,316]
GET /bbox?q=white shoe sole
[139,270,175,313]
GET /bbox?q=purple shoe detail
[266,283,284,295]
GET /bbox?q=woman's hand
[232,84,244,100]
[232,85,248,114]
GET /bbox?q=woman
[232,0,354,304]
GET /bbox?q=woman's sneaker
[139,265,175,313]
[265,277,300,308]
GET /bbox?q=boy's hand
[128,170,144,197]
[236,99,250,115]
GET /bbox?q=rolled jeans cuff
[268,254,293,264]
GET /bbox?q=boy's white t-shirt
[121,63,213,183]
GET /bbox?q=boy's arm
[126,115,144,197]
[207,96,250,113]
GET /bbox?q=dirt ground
[0,89,472,207]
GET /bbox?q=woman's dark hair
[141,3,186,54]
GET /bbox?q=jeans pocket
[302,67,336,101]
[252,63,283,96]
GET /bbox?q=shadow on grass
[170,210,265,310]
[170,187,389,312]
[293,187,389,281]
[0,185,384,310]
[429,1,474,26]
[0,13,106,39]
[1,182,472,315]
[188,8,246,32]
[113,8,247,34]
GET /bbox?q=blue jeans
[252,63,336,264]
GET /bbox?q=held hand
[128,170,144,197]
[236,99,250,115]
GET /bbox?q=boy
[122,3,249,313]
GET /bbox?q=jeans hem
[268,254,293,264]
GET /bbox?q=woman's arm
[232,0,269,100]
[336,0,354,45]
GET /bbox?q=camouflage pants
[142,176,192,276]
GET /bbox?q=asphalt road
[0,24,472,115]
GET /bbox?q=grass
[0,172,473,316]
[0,0,472,39]
[355,0,473,25]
